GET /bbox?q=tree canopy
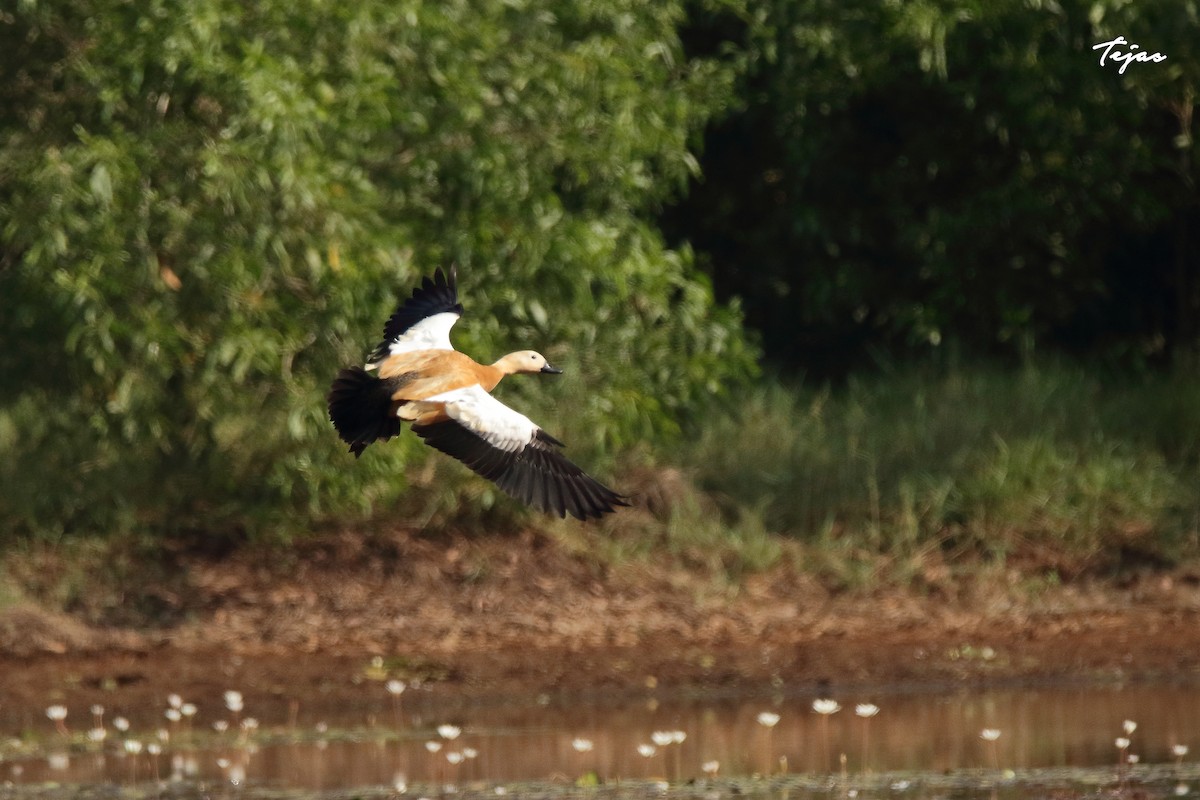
[0,0,756,538]
[666,0,1200,376]
[2,0,1196,542]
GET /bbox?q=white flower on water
[1173,744,1190,758]
[756,711,781,728]
[437,724,462,740]
[701,760,720,776]
[165,708,182,723]
[113,716,130,732]
[813,699,841,715]
[46,705,67,721]
[446,751,464,765]
[980,729,1001,741]
[1123,720,1137,735]
[462,747,478,759]
[425,740,443,753]
[213,720,229,733]
[572,738,594,753]
[124,739,143,755]
[1116,737,1131,750]
[224,691,244,713]
[88,727,107,742]
[147,743,162,756]
[637,744,657,758]
[48,752,69,771]
[181,703,197,717]
[387,679,407,696]
[651,731,674,747]
[167,694,182,709]
[855,703,880,717]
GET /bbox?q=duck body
[328,268,627,520]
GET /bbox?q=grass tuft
[676,361,1200,585]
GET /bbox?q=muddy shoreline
[3,528,1200,714]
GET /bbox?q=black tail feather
[327,367,401,457]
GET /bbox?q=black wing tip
[428,265,464,314]
[367,266,465,363]
[565,480,629,521]
[413,419,628,521]
[535,429,566,448]
[432,263,457,288]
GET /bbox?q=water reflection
[5,682,1200,789]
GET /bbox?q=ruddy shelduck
[328,267,628,520]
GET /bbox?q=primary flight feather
[327,267,628,521]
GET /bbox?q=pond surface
[4,680,1199,793]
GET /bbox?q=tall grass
[4,353,1198,592]
[676,361,1200,583]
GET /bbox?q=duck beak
[540,362,563,375]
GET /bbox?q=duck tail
[327,367,401,457]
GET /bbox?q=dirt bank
[3,526,1200,714]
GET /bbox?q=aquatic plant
[756,711,781,775]
[856,703,880,772]
[980,728,1001,773]
[386,679,407,729]
[813,698,841,773]
[45,704,68,737]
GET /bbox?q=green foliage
[680,361,1199,580]
[668,0,1200,374]
[952,437,1180,561]
[0,0,756,539]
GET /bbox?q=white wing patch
[370,311,460,364]
[422,385,539,452]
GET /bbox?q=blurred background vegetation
[1,0,1197,585]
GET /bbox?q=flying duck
[328,267,628,520]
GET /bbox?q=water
[5,681,1199,792]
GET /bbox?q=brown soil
[3,526,1200,715]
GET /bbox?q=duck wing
[367,266,465,365]
[411,385,628,520]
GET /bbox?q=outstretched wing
[411,386,628,520]
[366,267,465,366]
